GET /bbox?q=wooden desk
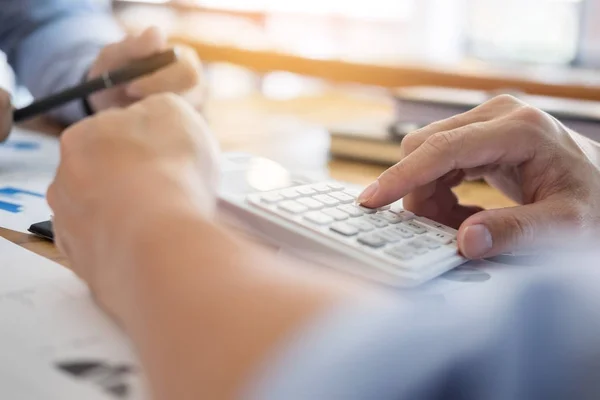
[117,3,600,101]
[0,91,513,266]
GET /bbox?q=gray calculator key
[348,219,375,232]
[278,200,308,214]
[427,231,454,244]
[330,222,359,236]
[375,229,403,243]
[390,226,415,239]
[385,245,415,261]
[402,221,427,235]
[327,182,345,191]
[281,188,300,199]
[405,240,429,255]
[416,216,458,236]
[313,183,332,193]
[297,197,324,210]
[358,234,386,248]
[304,211,334,225]
[297,186,317,195]
[378,210,404,224]
[365,215,388,228]
[389,208,415,221]
[261,193,284,204]
[337,204,363,217]
[314,194,340,206]
[329,191,355,204]
[414,237,442,249]
[323,208,349,221]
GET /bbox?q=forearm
[115,209,376,399]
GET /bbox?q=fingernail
[461,224,493,259]
[358,181,379,204]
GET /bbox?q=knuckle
[513,106,551,134]
[425,131,456,154]
[489,94,524,107]
[401,132,424,154]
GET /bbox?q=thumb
[457,200,575,259]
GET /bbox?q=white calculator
[218,153,468,288]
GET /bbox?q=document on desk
[0,127,57,233]
[0,127,59,177]
[0,237,147,399]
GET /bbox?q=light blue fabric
[0,0,124,123]
[246,265,600,400]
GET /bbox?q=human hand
[358,95,600,259]
[88,27,204,112]
[0,89,12,142]
[47,94,219,315]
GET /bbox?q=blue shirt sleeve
[0,0,124,123]
[245,269,600,400]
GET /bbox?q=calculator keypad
[247,182,463,278]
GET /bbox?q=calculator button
[261,193,284,204]
[427,231,454,244]
[389,208,415,221]
[358,205,377,214]
[330,222,359,237]
[348,219,375,232]
[327,182,345,191]
[405,240,430,255]
[375,229,403,243]
[385,245,415,260]
[337,204,364,217]
[357,234,386,248]
[344,188,361,197]
[297,186,317,195]
[390,226,415,239]
[415,217,457,236]
[413,237,442,250]
[329,192,354,204]
[378,210,404,224]
[297,197,324,210]
[402,221,427,235]
[364,215,388,228]
[281,188,300,199]
[312,183,332,193]
[303,211,334,225]
[323,208,349,221]
[313,194,339,206]
[278,200,308,214]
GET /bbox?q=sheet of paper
[0,237,147,399]
[0,127,60,178]
[0,127,58,232]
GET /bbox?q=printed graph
[0,186,45,214]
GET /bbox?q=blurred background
[108,0,600,206]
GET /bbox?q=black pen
[13,48,178,122]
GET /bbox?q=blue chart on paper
[0,140,40,151]
[0,187,45,214]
